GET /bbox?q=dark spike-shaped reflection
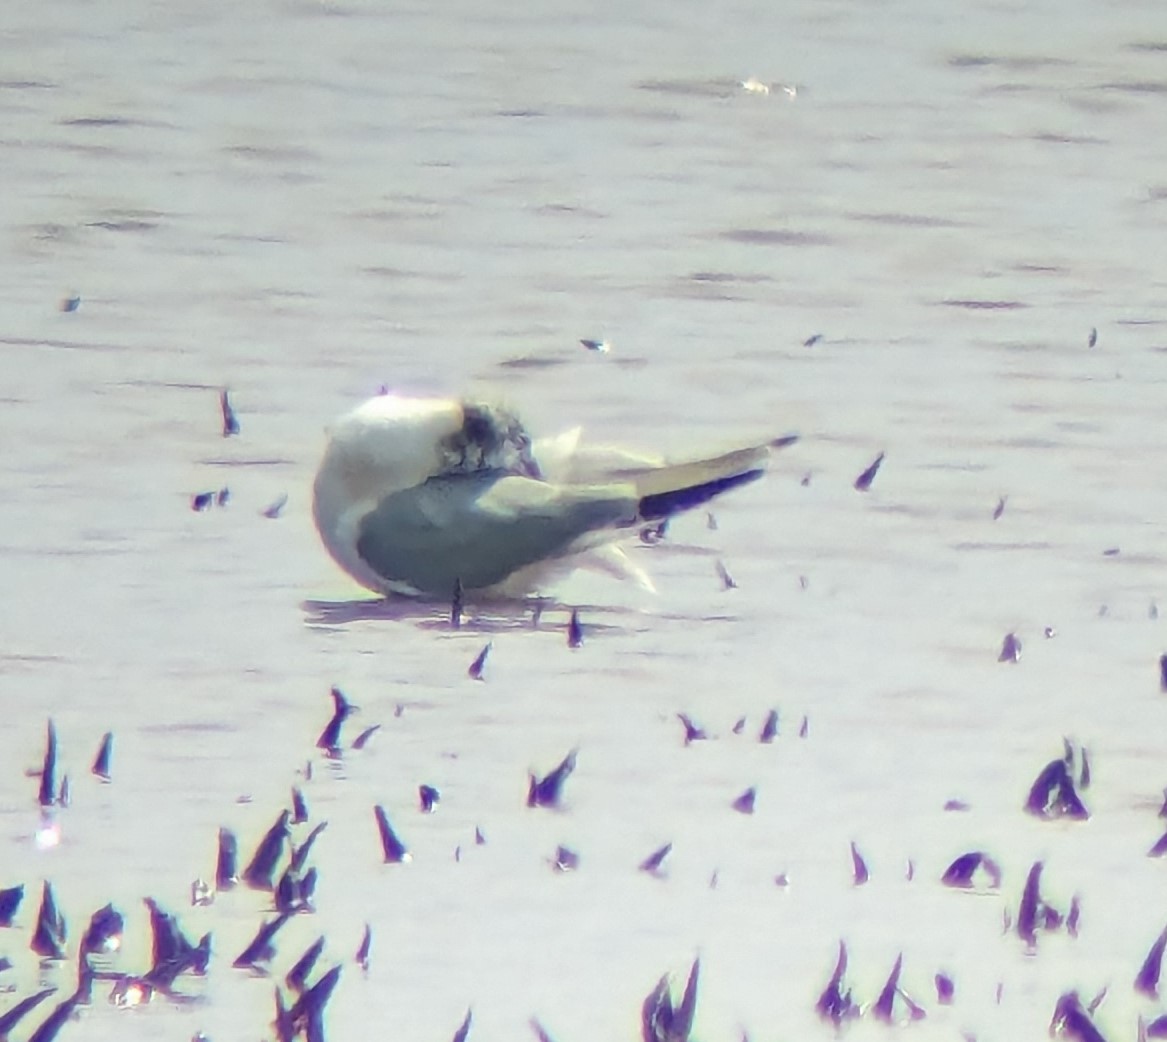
[731,787,756,814]
[854,452,884,491]
[850,842,869,885]
[144,897,210,986]
[0,883,24,926]
[419,785,440,813]
[38,720,57,808]
[941,851,1002,890]
[452,1007,472,1042]
[291,787,309,825]
[641,957,699,1042]
[567,609,583,649]
[935,973,955,1004]
[290,822,328,874]
[639,843,672,875]
[80,903,123,955]
[31,881,66,960]
[816,941,858,1025]
[872,953,925,1024]
[1136,924,1167,999]
[355,924,371,971]
[527,750,578,809]
[243,810,290,890]
[1017,861,1063,947]
[677,713,706,745]
[220,389,240,437]
[451,578,463,630]
[217,827,239,890]
[374,805,410,863]
[1025,758,1089,820]
[759,710,778,743]
[287,964,341,1038]
[91,732,113,781]
[468,643,491,680]
[317,687,357,754]
[234,914,291,971]
[1050,991,1109,1042]
[286,936,326,992]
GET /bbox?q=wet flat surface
[3,0,1167,1038]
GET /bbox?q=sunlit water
[3,0,1167,1039]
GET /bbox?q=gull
[312,394,792,598]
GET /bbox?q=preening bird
[312,394,792,598]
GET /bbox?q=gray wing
[355,471,637,596]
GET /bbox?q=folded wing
[356,472,637,595]
[355,440,779,597]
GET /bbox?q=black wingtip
[638,468,764,522]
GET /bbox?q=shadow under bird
[641,958,699,1042]
[25,953,94,1042]
[351,724,380,750]
[0,986,56,1037]
[312,394,793,598]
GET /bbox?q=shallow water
[3,0,1167,1039]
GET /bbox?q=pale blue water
[2,0,1167,1038]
